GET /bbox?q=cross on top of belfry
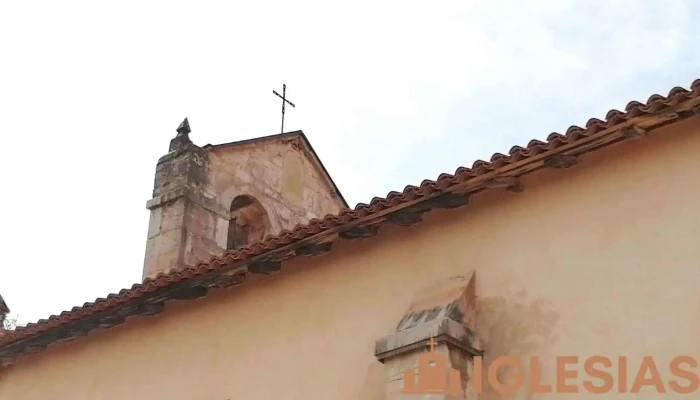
[273,83,295,134]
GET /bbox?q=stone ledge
[146,187,229,218]
[147,187,186,209]
[374,317,481,363]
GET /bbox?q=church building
[1,79,700,400]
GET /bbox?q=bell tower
[142,119,347,281]
[0,293,10,331]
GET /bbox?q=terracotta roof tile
[1,79,700,364]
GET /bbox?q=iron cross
[273,84,295,134]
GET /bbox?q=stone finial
[176,118,191,137]
[170,117,193,151]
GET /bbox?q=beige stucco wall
[3,118,700,399]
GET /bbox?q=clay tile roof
[1,79,700,366]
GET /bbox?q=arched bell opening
[227,195,271,250]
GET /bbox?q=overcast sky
[1,0,698,325]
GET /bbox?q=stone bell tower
[0,293,9,330]
[142,119,347,281]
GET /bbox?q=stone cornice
[146,187,229,219]
[374,317,482,363]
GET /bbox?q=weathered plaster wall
[4,118,700,399]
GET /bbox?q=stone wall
[143,143,215,280]
[208,138,342,234]
[142,136,345,280]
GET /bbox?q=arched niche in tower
[227,195,272,250]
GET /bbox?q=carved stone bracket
[294,243,333,257]
[248,260,282,274]
[621,126,648,140]
[386,210,425,226]
[484,176,524,193]
[544,154,578,169]
[339,225,379,240]
[373,273,481,400]
[427,193,470,209]
[693,106,700,119]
